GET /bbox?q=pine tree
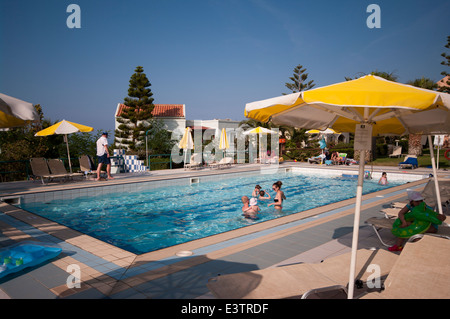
[115,66,155,151]
[285,64,315,94]
[438,35,450,94]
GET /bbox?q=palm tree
[406,77,439,156]
[407,77,438,90]
[238,119,272,130]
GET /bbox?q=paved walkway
[0,162,447,299]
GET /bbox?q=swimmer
[252,185,262,197]
[268,181,286,210]
[258,190,271,201]
[378,172,388,185]
[241,196,259,219]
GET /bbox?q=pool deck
[0,162,448,299]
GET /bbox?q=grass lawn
[372,153,450,169]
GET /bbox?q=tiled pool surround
[0,165,431,298]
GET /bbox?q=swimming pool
[16,169,413,254]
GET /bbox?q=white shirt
[96,136,108,156]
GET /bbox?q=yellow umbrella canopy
[35,120,93,136]
[35,120,94,172]
[245,75,450,136]
[306,128,340,134]
[244,75,450,299]
[178,127,194,150]
[219,128,229,150]
[178,127,194,166]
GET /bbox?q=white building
[115,103,186,148]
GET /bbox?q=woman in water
[268,181,286,210]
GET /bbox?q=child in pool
[241,196,260,219]
[258,190,271,201]
[252,185,261,197]
[378,172,388,185]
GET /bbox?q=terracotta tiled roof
[437,75,450,87]
[116,103,185,118]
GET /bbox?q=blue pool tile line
[0,183,423,282]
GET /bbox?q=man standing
[96,132,114,180]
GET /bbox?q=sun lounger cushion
[207,249,398,299]
[362,235,450,299]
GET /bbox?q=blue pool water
[19,172,405,254]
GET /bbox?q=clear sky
[1,0,449,134]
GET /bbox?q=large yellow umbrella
[219,128,229,150]
[35,120,94,173]
[0,93,39,128]
[243,127,277,163]
[179,127,194,166]
[245,75,450,298]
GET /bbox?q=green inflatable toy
[391,202,442,238]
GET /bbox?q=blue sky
[1,0,449,134]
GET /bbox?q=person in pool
[241,196,260,219]
[268,181,286,210]
[258,190,271,201]
[378,172,388,185]
[252,185,262,197]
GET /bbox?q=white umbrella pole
[65,134,73,173]
[347,149,366,299]
[428,135,443,215]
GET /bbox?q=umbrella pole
[65,134,73,173]
[427,135,443,215]
[347,149,366,299]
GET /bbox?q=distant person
[378,172,388,185]
[443,135,449,148]
[96,132,114,181]
[268,181,286,210]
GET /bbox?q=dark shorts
[98,154,111,165]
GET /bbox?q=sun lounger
[421,178,450,213]
[210,157,233,169]
[361,235,450,299]
[366,217,450,247]
[388,146,402,158]
[79,155,101,178]
[29,158,68,184]
[399,155,418,169]
[47,159,83,180]
[207,248,398,299]
[380,207,401,218]
[184,153,202,170]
